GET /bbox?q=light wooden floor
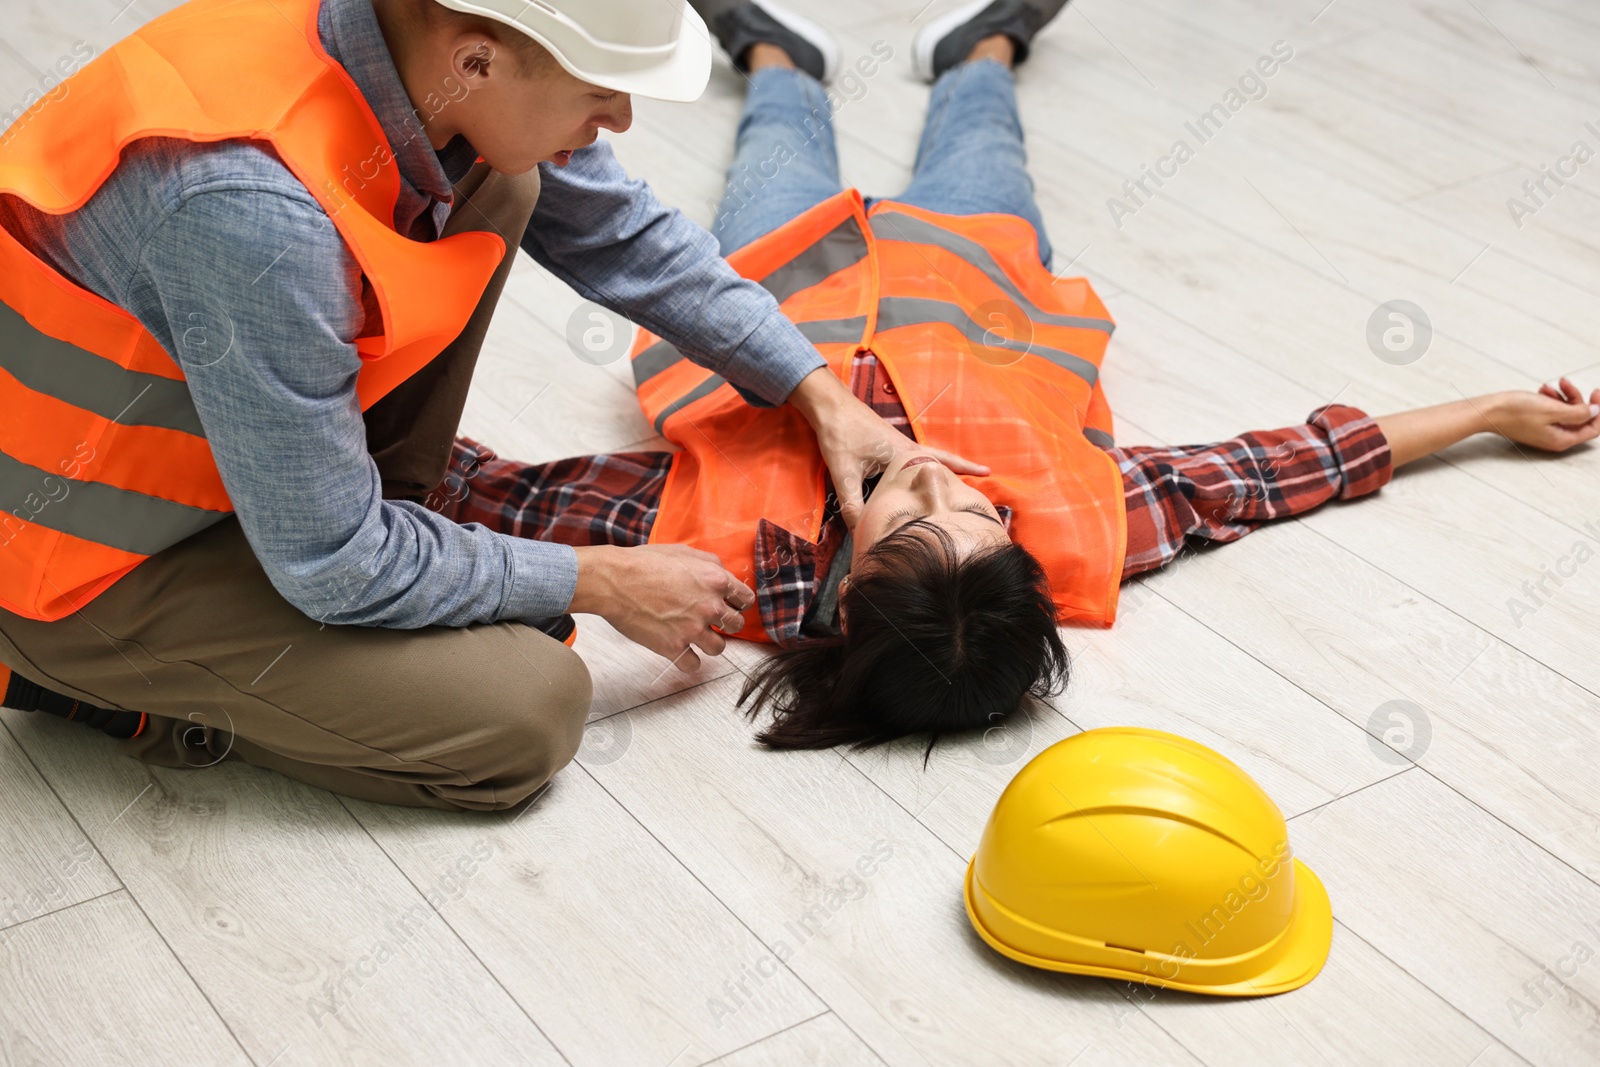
[4,0,1599,1064]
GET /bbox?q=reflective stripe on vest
[0,299,228,556]
[873,297,1102,387]
[632,317,867,393]
[0,450,227,556]
[632,213,871,394]
[640,303,1102,436]
[0,302,206,437]
[865,212,1116,333]
[636,196,1117,435]
[627,190,1127,636]
[639,317,869,435]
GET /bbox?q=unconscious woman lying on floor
[435,3,1600,754]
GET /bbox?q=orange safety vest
[0,0,504,622]
[629,190,1128,643]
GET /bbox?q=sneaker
[538,613,579,647]
[693,1,841,83]
[1,664,149,740]
[912,0,1071,83]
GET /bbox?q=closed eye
[887,504,1003,531]
[960,503,1004,527]
[886,507,920,531]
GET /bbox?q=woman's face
[850,447,1011,566]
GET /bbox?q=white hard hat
[432,0,712,102]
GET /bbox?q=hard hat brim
[963,856,1334,997]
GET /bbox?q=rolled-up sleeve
[520,140,825,407]
[1108,403,1394,579]
[1307,403,1394,500]
[137,185,577,629]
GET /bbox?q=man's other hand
[570,544,755,672]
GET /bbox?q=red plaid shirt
[432,354,1392,642]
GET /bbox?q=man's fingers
[923,445,991,476]
[839,497,864,532]
[716,606,746,634]
[721,572,756,612]
[836,477,865,532]
[669,645,701,674]
[693,628,728,658]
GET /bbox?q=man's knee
[472,640,593,810]
[529,640,594,768]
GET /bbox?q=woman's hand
[1492,378,1600,452]
[787,366,990,531]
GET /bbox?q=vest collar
[319,0,459,236]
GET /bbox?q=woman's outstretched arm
[1107,378,1598,581]
[1376,377,1600,467]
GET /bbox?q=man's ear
[449,32,502,88]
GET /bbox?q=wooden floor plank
[571,612,763,724]
[1117,921,1526,1067]
[1301,457,1600,696]
[7,0,1598,1062]
[1152,522,1600,881]
[8,716,567,1067]
[1023,137,1520,414]
[1140,0,1600,108]
[1292,770,1600,1065]
[0,720,120,934]
[1287,23,1597,168]
[344,763,823,1067]
[708,1012,885,1067]
[1401,171,1600,303]
[851,587,1397,864]
[456,294,652,466]
[1007,35,1596,387]
[1521,0,1600,32]
[0,891,251,1067]
[585,675,1204,1067]
[1383,0,1599,87]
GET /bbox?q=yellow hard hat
[964,727,1332,996]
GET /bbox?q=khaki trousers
[0,163,592,812]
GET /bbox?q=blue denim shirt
[1,0,824,629]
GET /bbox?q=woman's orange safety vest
[0,0,504,622]
[629,190,1128,643]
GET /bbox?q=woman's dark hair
[737,520,1070,758]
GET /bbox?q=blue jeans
[709,58,1055,271]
